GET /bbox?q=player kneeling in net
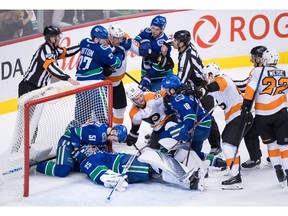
[33,121,128,177]
[75,145,206,192]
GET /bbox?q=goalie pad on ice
[29,142,53,164]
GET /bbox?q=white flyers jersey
[107,35,139,87]
[209,74,244,123]
[129,90,169,131]
[244,66,288,116]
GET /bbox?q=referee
[18,25,80,98]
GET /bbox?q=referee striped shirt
[177,42,206,87]
[23,42,80,87]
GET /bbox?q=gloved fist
[121,38,132,50]
[179,126,191,143]
[176,84,195,95]
[158,54,174,70]
[139,39,151,57]
[138,76,152,92]
[126,132,139,146]
[115,46,126,61]
[103,65,115,77]
[194,86,207,99]
[240,109,253,124]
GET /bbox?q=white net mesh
[0,80,112,202]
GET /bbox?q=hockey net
[0,80,113,201]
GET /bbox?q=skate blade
[241,164,261,170]
[222,183,243,190]
[280,181,285,189]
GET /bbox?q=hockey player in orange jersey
[242,49,288,188]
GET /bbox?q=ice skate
[274,165,287,188]
[241,158,261,169]
[189,168,205,191]
[222,173,243,190]
[209,147,222,155]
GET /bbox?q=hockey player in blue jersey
[135,15,174,91]
[75,25,125,124]
[74,145,206,192]
[34,121,128,178]
[161,74,212,160]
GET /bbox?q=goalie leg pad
[29,142,53,164]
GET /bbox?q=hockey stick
[106,153,138,201]
[125,72,140,85]
[185,98,201,166]
[229,66,265,170]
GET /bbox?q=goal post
[0,80,113,200]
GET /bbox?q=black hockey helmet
[250,45,267,57]
[43,25,61,40]
[173,30,191,47]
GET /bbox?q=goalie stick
[106,153,138,201]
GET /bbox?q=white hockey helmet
[126,85,143,104]
[108,23,125,38]
[262,49,279,66]
[203,63,220,77]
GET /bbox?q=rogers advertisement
[0,10,287,113]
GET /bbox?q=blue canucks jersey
[135,28,172,81]
[76,38,123,81]
[169,94,211,130]
[69,121,109,148]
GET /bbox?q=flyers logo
[193,15,221,48]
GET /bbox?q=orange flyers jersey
[129,90,169,131]
[244,66,288,116]
[209,74,244,123]
[107,34,139,87]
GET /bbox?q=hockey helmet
[250,45,267,57]
[161,74,181,90]
[126,85,143,103]
[151,15,167,30]
[173,30,191,47]
[262,49,279,66]
[203,63,220,78]
[43,25,61,40]
[112,125,128,143]
[109,23,125,38]
[91,25,108,40]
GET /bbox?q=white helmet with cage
[126,85,143,104]
[108,23,125,38]
[262,49,279,66]
[203,63,221,77]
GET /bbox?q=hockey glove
[194,86,208,99]
[138,76,152,92]
[179,126,191,143]
[100,170,128,192]
[121,38,132,50]
[158,54,174,70]
[126,132,139,146]
[139,39,152,57]
[103,65,115,77]
[241,99,253,124]
[176,84,195,95]
[114,45,126,61]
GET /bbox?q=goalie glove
[126,132,139,146]
[100,170,128,192]
[72,145,96,164]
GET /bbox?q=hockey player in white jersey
[107,23,140,125]
[242,49,288,188]
[125,85,178,149]
[195,63,256,189]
